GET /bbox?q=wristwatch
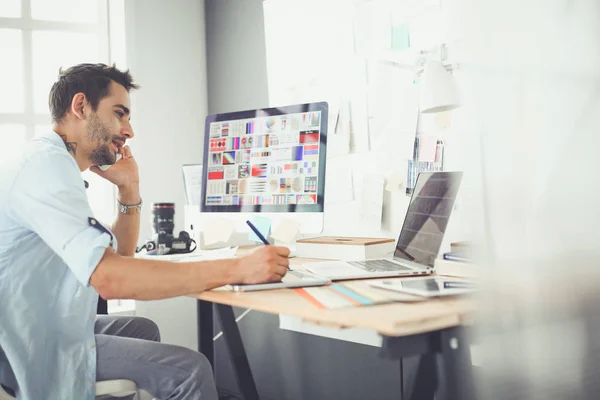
[117,197,143,215]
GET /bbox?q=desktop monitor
[196,102,328,244]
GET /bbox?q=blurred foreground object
[457,0,600,398]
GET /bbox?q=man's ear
[71,92,89,120]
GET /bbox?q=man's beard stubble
[87,113,116,166]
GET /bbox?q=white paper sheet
[418,135,438,162]
[182,164,203,205]
[328,99,351,158]
[359,177,384,231]
[203,218,235,246]
[325,158,354,204]
[271,219,301,244]
[385,171,404,192]
[264,0,355,103]
[328,97,341,137]
[435,110,453,130]
[353,0,392,57]
[284,81,349,158]
[366,61,419,160]
[347,61,370,153]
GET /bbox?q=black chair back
[97,297,108,315]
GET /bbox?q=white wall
[124,0,208,350]
[262,0,477,251]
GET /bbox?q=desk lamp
[419,60,460,113]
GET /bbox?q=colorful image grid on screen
[206,111,321,206]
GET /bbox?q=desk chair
[0,346,139,399]
[0,379,139,399]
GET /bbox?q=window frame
[0,0,135,313]
[0,0,110,136]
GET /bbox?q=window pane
[0,124,28,167]
[31,0,98,24]
[0,0,21,17]
[108,0,127,67]
[35,124,54,137]
[0,29,24,113]
[32,31,101,114]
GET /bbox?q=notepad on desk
[226,269,330,292]
[434,257,480,278]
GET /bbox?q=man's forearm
[91,249,241,300]
[111,183,141,256]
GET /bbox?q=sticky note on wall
[391,24,410,51]
[418,135,438,162]
[385,171,404,192]
[204,218,234,246]
[248,215,272,243]
[435,111,452,130]
[271,219,301,244]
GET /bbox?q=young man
[0,63,290,400]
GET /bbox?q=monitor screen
[393,171,463,267]
[200,102,328,213]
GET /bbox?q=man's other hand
[90,145,140,191]
[236,246,290,284]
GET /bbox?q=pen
[246,220,293,270]
[246,220,269,245]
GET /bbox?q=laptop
[303,171,463,280]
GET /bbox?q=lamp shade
[419,61,460,114]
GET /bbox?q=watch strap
[117,197,143,215]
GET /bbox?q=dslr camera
[137,203,196,255]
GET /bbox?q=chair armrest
[95,379,138,397]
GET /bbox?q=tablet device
[369,277,476,298]
[227,269,330,292]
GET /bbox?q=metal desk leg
[381,331,439,400]
[197,300,214,369]
[215,304,260,400]
[440,327,476,400]
[407,354,437,400]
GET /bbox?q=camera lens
[152,202,175,235]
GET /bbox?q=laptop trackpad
[303,261,363,278]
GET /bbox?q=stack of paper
[294,282,421,309]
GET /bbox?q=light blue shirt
[0,132,116,399]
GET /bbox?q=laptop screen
[393,171,463,267]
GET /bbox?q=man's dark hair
[49,63,139,123]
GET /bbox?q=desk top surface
[192,254,476,337]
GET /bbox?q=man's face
[85,81,134,166]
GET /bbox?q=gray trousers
[1,316,218,400]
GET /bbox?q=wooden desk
[192,256,477,400]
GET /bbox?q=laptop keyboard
[349,259,413,272]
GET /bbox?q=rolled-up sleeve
[7,151,112,286]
